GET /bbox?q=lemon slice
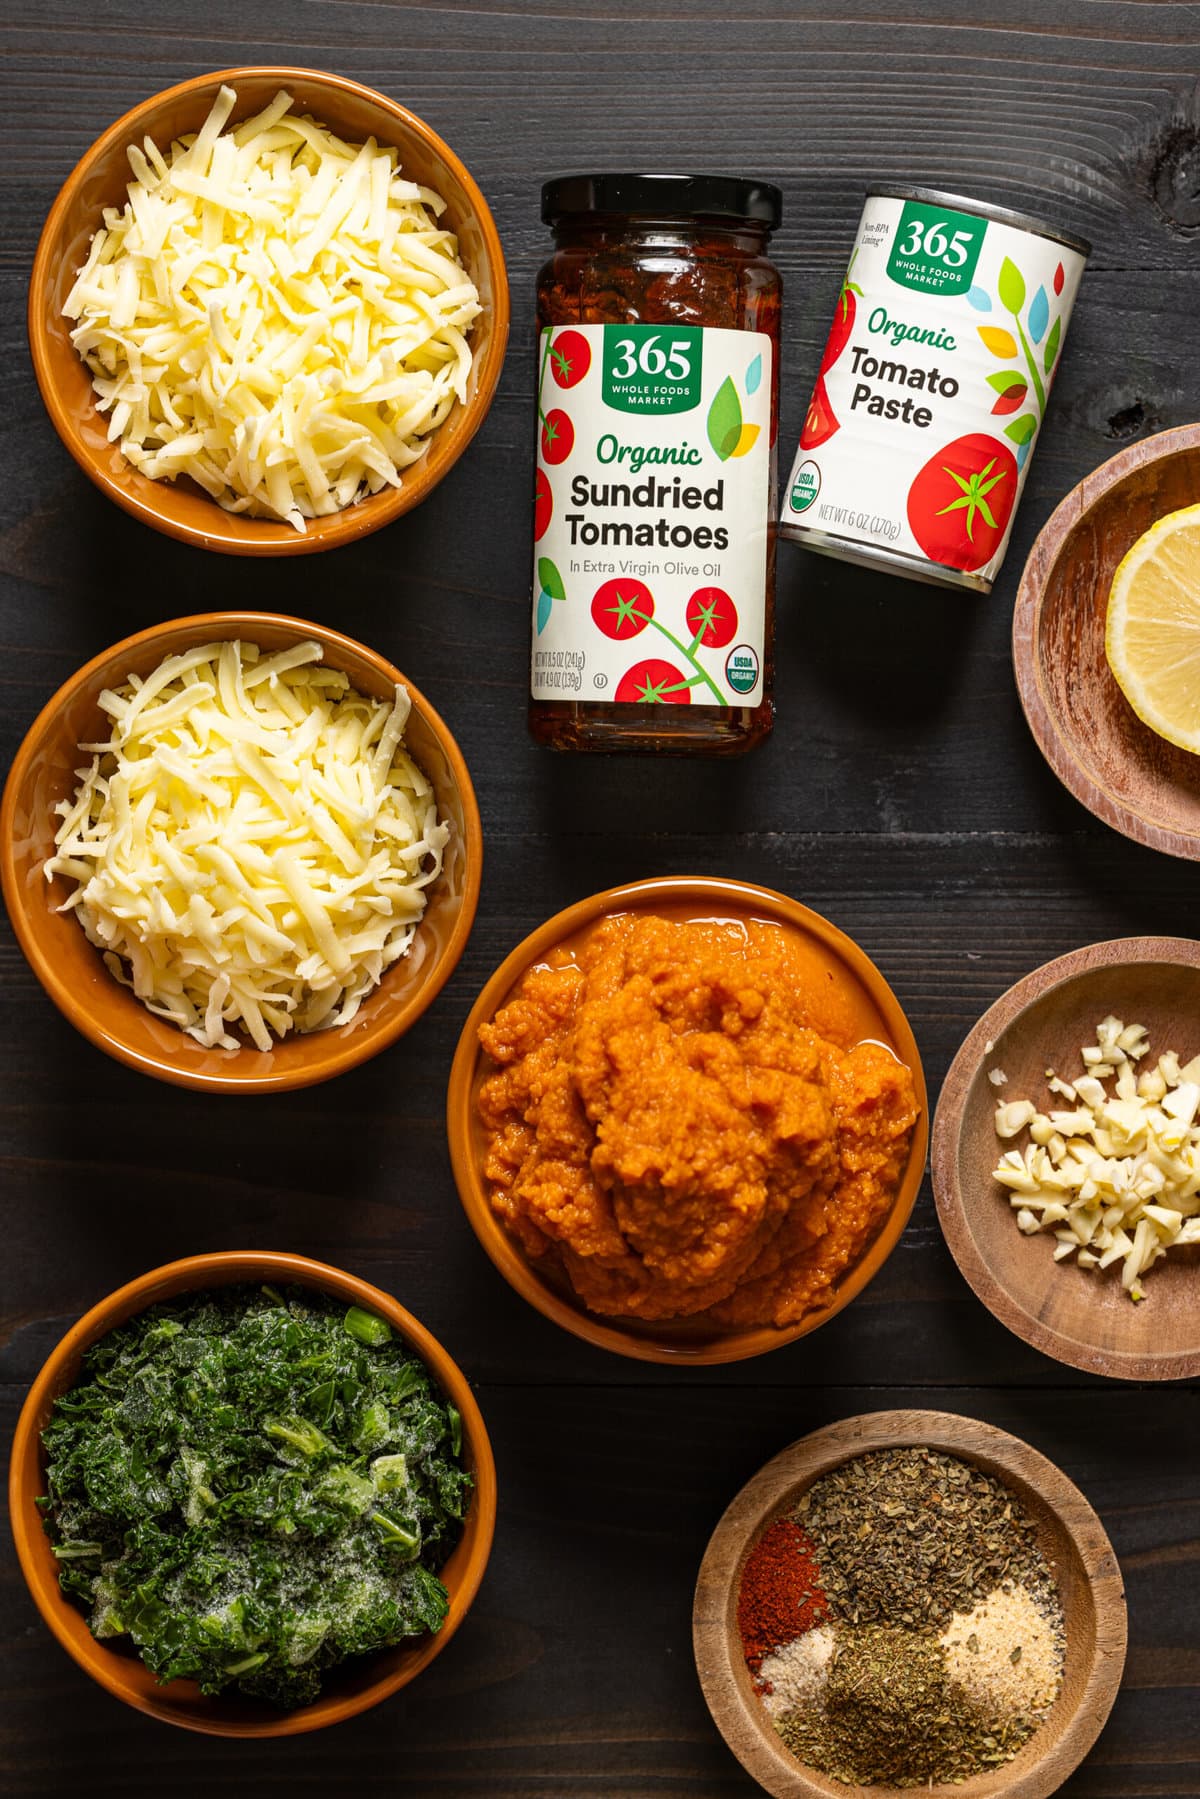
[1105,502,1200,753]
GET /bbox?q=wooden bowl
[1013,423,1200,858]
[0,611,481,1092]
[8,1250,496,1737]
[693,1409,1126,1799]
[28,66,509,556]
[446,877,928,1365]
[932,938,1200,1380]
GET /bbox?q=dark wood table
[3,4,1198,1794]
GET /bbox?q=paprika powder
[736,1516,828,1675]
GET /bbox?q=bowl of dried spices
[693,1409,1126,1799]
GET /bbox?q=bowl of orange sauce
[446,877,928,1363]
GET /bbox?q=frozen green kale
[39,1285,472,1709]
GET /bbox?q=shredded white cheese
[43,640,450,1050]
[63,85,481,531]
[992,1015,1200,1299]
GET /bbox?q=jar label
[780,192,1087,588]
[532,324,772,706]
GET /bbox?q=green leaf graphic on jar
[706,375,760,462]
[707,376,743,459]
[536,555,566,635]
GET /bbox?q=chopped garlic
[992,1017,1200,1299]
[995,1099,1037,1138]
[63,86,480,531]
[43,641,449,1049]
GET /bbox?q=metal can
[780,187,1090,593]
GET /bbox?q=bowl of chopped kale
[9,1251,495,1735]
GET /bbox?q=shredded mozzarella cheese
[992,1015,1200,1299]
[43,640,450,1050]
[63,85,481,531]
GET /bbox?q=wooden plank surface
[1,2,1198,1794]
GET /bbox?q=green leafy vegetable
[40,1286,472,1710]
[343,1305,393,1348]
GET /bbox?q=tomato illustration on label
[541,408,574,465]
[800,376,839,450]
[818,251,862,376]
[592,578,654,639]
[534,468,552,541]
[906,434,1018,572]
[685,586,738,648]
[616,659,691,704]
[550,329,591,390]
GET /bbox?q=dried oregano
[792,1445,1057,1631]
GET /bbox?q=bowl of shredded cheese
[28,68,509,553]
[0,612,482,1090]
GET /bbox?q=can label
[532,323,771,705]
[782,193,1086,587]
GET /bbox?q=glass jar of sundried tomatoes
[531,173,782,755]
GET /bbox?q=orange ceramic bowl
[28,66,509,555]
[446,877,928,1364]
[9,1251,496,1737]
[0,611,481,1092]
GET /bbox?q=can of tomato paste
[780,187,1089,592]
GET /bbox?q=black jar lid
[542,172,782,229]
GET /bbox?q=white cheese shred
[63,85,481,531]
[992,1015,1200,1298]
[43,640,451,1051]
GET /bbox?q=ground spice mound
[779,1624,1040,1787]
[477,913,918,1327]
[736,1518,828,1675]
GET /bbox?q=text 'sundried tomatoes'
[906,434,1018,573]
[541,408,575,466]
[534,468,552,541]
[685,586,738,648]
[549,329,591,389]
[615,659,691,704]
[592,579,654,640]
